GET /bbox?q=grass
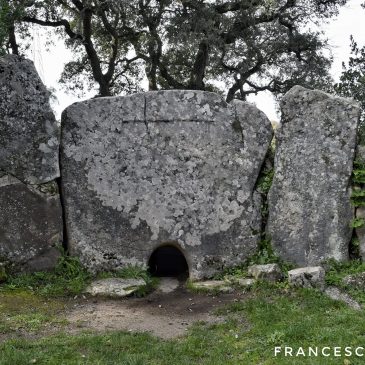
[0,291,67,334]
[1,285,365,364]
[0,252,156,298]
[325,259,365,305]
[0,254,91,297]
[1,257,365,364]
[0,253,157,336]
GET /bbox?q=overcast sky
[26,0,365,121]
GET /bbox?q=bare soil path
[67,278,243,339]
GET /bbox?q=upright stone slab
[0,175,62,271]
[0,55,59,184]
[61,90,272,279]
[0,55,62,272]
[267,86,360,266]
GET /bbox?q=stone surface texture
[288,266,325,289]
[0,175,62,271]
[268,86,360,266]
[235,278,256,287]
[324,286,362,310]
[60,90,272,279]
[247,263,282,282]
[156,277,180,293]
[190,280,233,293]
[0,55,62,271]
[0,55,59,184]
[85,278,146,298]
[342,272,365,289]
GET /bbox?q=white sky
[27,0,365,121]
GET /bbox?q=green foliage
[351,190,365,206]
[351,160,365,209]
[0,253,91,297]
[335,35,365,144]
[256,140,275,230]
[350,159,365,256]
[352,236,360,248]
[0,265,7,283]
[0,0,24,54]
[248,238,277,265]
[213,265,249,281]
[36,181,59,195]
[0,0,11,54]
[13,0,343,98]
[350,217,365,228]
[2,287,365,364]
[353,159,365,175]
[248,238,295,275]
[257,168,274,195]
[353,165,365,184]
[214,238,293,281]
[0,251,156,298]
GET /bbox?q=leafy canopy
[2,0,347,101]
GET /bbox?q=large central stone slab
[61,91,272,279]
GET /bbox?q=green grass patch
[1,286,365,364]
[1,253,156,298]
[0,255,91,297]
[0,291,67,334]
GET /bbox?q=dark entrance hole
[148,245,189,278]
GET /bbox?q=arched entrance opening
[148,245,189,278]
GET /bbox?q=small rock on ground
[288,266,325,290]
[247,264,282,282]
[227,277,256,287]
[157,277,180,293]
[85,278,146,298]
[324,287,362,311]
[190,280,233,293]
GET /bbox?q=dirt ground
[1,278,246,342]
[67,278,244,339]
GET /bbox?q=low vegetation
[1,254,365,364]
[1,283,365,364]
[325,259,365,305]
[0,251,156,298]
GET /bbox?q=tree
[335,36,365,143]
[7,0,347,101]
[0,0,24,55]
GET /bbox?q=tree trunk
[189,40,209,90]
[8,23,19,55]
[98,81,111,97]
[226,82,240,103]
